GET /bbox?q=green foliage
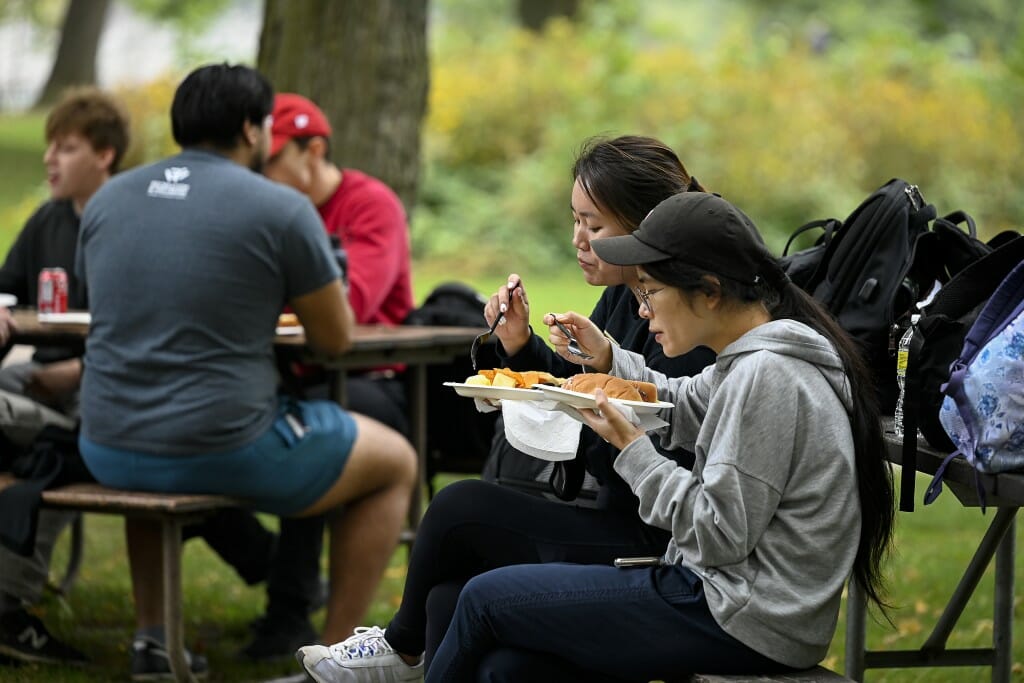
[416,0,1024,271]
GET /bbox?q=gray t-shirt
[77,149,340,453]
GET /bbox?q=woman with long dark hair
[296,136,715,683]
[424,191,895,682]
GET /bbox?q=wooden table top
[8,308,483,353]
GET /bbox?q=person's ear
[700,276,723,310]
[95,146,116,174]
[307,136,329,162]
[242,119,261,148]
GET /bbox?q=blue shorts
[79,398,358,516]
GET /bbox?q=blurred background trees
[258,0,429,210]
[1,0,1022,278]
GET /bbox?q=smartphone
[613,556,664,568]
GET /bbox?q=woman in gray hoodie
[425,192,896,682]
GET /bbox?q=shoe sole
[296,652,331,683]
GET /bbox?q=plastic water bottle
[893,315,919,438]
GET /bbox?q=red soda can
[38,268,68,313]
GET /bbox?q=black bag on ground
[897,234,1024,510]
[781,179,993,412]
[404,282,500,493]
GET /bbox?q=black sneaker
[0,608,88,665]
[131,636,208,681]
[240,613,318,662]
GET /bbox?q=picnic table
[9,308,482,534]
[3,308,483,682]
[844,419,1023,682]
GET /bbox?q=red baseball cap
[269,93,332,158]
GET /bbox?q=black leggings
[383,479,669,668]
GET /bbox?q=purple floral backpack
[925,261,1024,505]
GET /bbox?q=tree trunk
[35,0,112,108]
[258,0,429,213]
[517,0,579,31]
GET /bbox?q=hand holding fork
[470,280,522,371]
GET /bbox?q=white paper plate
[532,384,673,414]
[443,382,546,402]
[276,326,304,336]
[0,293,17,308]
[38,311,92,324]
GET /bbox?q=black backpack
[403,282,500,494]
[781,179,989,412]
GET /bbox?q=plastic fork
[548,314,595,361]
[470,282,520,371]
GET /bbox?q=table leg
[924,506,1016,650]
[992,512,1016,683]
[407,363,428,535]
[845,578,867,681]
[161,519,196,683]
[331,370,348,407]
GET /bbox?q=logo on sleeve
[147,167,191,199]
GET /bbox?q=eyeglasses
[634,286,663,315]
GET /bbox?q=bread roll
[278,313,300,327]
[564,373,658,402]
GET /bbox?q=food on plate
[463,368,564,389]
[491,372,518,388]
[563,372,658,403]
[277,312,300,328]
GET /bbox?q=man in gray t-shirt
[76,63,417,679]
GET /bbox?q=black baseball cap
[590,192,777,287]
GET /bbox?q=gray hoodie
[611,319,860,668]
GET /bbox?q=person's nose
[572,225,588,251]
[43,142,56,165]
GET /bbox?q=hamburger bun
[564,372,658,403]
[278,312,300,328]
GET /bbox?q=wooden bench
[0,473,245,683]
[688,666,854,682]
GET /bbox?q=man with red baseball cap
[267,93,414,328]
[238,92,416,661]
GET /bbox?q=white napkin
[550,401,670,433]
[471,395,670,462]
[502,400,581,461]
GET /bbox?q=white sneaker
[296,626,423,683]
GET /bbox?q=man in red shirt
[237,93,417,660]
[265,93,414,327]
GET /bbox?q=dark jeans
[427,563,792,683]
[383,479,671,666]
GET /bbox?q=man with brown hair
[0,86,129,666]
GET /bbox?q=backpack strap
[923,449,961,504]
[781,218,843,291]
[935,210,978,237]
[782,218,842,256]
[923,449,989,511]
[899,324,925,512]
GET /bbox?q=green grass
[8,471,1024,681]
[0,112,47,256]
